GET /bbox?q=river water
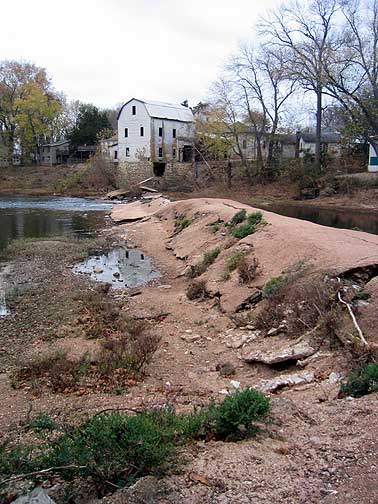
[256,201,378,235]
[0,195,113,251]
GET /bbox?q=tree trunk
[227,158,232,189]
[315,85,322,174]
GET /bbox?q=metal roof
[41,139,70,147]
[117,98,194,122]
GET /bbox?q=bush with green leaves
[0,389,269,494]
[187,247,222,278]
[262,274,288,298]
[340,363,378,398]
[229,209,247,226]
[231,212,264,239]
[174,214,192,233]
[208,387,270,440]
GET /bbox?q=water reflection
[0,195,112,251]
[256,202,378,235]
[73,247,160,288]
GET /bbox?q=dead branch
[133,312,170,321]
[91,407,142,418]
[0,465,86,485]
[337,278,367,346]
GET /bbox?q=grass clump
[231,212,264,239]
[187,247,222,278]
[222,250,249,280]
[174,214,192,233]
[340,363,378,398]
[0,389,269,494]
[262,274,288,298]
[229,209,247,226]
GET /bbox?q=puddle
[73,247,160,288]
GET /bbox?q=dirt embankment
[0,164,100,196]
[1,197,378,503]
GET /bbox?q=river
[255,201,378,235]
[0,195,113,251]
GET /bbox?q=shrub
[174,214,192,233]
[262,274,288,298]
[340,363,378,397]
[186,280,208,300]
[231,212,264,239]
[14,315,160,391]
[208,388,270,440]
[15,351,90,393]
[187,247,221,278]
[223,250,249,280]
[229,209,247,226]
[0,389,270,493]
[247,211,263,226]
[238,257,259,284]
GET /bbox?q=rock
[297,351,332,367]
[243,338,315,365]
[230,380,241,389]
[219,388,230,395]
[106,188,130,200]
[93,265,104,274]
[180,334,201,343]
[12,487,56,504]
[227,330,260,349]
[113,271,120,278]
[328,371,343,384]
[299,187,320,200]
[157,284,172,289]
[267,324,287,336]
[111,198,170,222]
[255,371,315,393]
[216,361,236,376]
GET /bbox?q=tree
[0,60,61,164]
[230,45,296,178]
[323,0,378,155]
[15,82,62,163]
[261,0,339,173]
[67,103,111,153]
[209,78,251,177]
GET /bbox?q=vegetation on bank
[0,389,270,495]
[340,363,378,398]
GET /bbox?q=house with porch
[117,98,194,167]
[40,140,70,166]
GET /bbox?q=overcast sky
[1,0,281,109]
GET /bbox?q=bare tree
[209,78,250,177]
[261,0,339,173]
[323,0,378,155]
[230,45,296,178]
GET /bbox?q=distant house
[299,132,342,158]
[117,98,194,166]
[368,143,378,172]
[100,135,118,162]
[41,140,70,166]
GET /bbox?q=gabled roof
[117,98,194,122]
[301,132,341,144]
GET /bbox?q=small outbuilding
[368,143,378,172]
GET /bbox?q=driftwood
[337,278,368,346]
